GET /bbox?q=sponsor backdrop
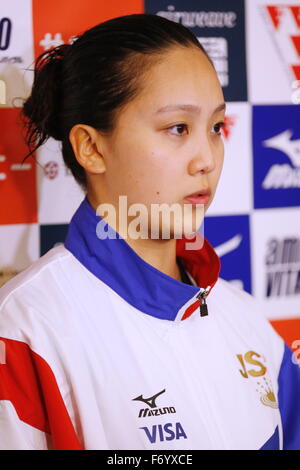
[0,0,299,347]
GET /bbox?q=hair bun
[22,43,72,145]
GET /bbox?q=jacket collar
[64,197,220,322]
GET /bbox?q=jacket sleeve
[0,336,83,450]
[277,342,300,450]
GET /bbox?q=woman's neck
[123,236,182,282]
[87,194,182,282]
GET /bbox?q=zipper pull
[196,286,211,317]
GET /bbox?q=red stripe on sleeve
[0,337,83,450]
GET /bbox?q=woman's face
[91,45,225,239]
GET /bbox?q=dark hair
[22,13,214,190]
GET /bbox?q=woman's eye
[212,121,225,136]
[166,121,225,137]
[167,123,188,136]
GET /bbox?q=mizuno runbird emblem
[132,389,166,408]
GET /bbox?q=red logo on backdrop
[266,5,284,29]
[265,5,300,81]
[0,109,37,224]
[32,0,144,58]
[44,161,59,180]
[222,115,236,140]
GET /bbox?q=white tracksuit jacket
[0,196,299,450]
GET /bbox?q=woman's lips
[184,189,211,206]
[184,195,210,206]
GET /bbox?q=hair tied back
[22,43,72,154]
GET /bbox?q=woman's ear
[69,124,106,174]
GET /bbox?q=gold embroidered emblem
[236,350,279,409]
[256,376,279,409]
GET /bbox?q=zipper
[196,286,211,317]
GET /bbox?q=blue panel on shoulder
[278,343,300,450]
[259,426,279,450]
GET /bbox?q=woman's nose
[187,138,216,175]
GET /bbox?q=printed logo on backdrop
[204,215,252,293]
[42,160,72,179]
[39,33,77,51]
[0,2,35,108]
[262,5,300,82]
[44,161,59,180]
[40,224,69,256]
[252,105,300,209]
[222,114,237,140]
[0,18,11,51]
[145,0,248,101]
[0,17,21,64]
[265,236,300,298]
[0,109,37,224]
[32,0,143,58]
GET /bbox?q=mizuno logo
[138,406,176,418]
[132,388,166,408]
[132,388,176,418]
[262,130,300,189]
[214,234,242,258]
[263,130,300,168]
[133,390,185,443]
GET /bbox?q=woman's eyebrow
[155,102,226,115]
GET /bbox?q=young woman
[0,13,299,451]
